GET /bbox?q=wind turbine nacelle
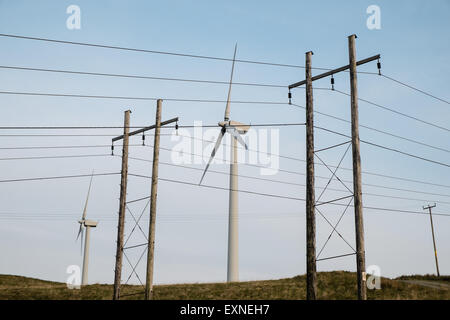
[219,120,250,134]
[83,220,98,227]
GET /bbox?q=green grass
[396,274,450,282]
[0,271,448,300]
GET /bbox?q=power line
[0,123,303,130]
[0,172,119,183]
[129,155,307,187]
[360,168,450,189]
[290,103,450,154]
[333,89,450,133]
[3,143,441,203]
[0,33,332,70]
[0,120,449,192]
[149,144,450,198]
[130,173,308,201]
[13,87,437,140]
[357,205,450,217]
[0,127,447,189]
[0,211,303,219]
[0,144,136,150]
[0,64,335,91]
[0,113,445,189]
[169,131,450,189]
[176,123,306,128]
[0,154,111,161]
[2,207,450,221]
[0,214,303,222]
[0,135,450,192]
[2,88,447,156]
[0,216,302,222]
[314,126,450,168]
[2,68,445,108]
[0,164,447,209]
[0,128,447,196]
[0,33,384,77]
[2,38,447,138]
[0,134,119,137]
[0,137,447,198]
[0,90,287,104]
[0,65,288,88]
[361,139,450,168]
[3,116,449,161]
[360,181,449,198]
[363,191,450,206]
[0,125,145,130]
[128,155,450,205]
[128,173,450,217]
[381,74,450,105]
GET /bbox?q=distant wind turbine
[76,171,98,286]
[199,44,250,282]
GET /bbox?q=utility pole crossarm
[288,54,380,89]
[112,117,178,142]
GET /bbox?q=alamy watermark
[66,264,81,289]
[366,265,381,290]
[66,5,81,30]
[366,5,381,30]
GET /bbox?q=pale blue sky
[0,0,449,285]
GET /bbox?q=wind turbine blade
[76,224,82,241]
[224,44,237,121]
[228,127,248,150]
[211,127,226,158]
[199,128,225,185]
[81,171,94,220]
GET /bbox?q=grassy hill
[0,271,448,300]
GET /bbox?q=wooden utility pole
[423,204,440,277]
[348,34,367,300]
[305,51,317,300]
[145,99,162,300]
[113,109,131,300]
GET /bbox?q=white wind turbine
[199,44,250,282]
[76,172,98,286]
